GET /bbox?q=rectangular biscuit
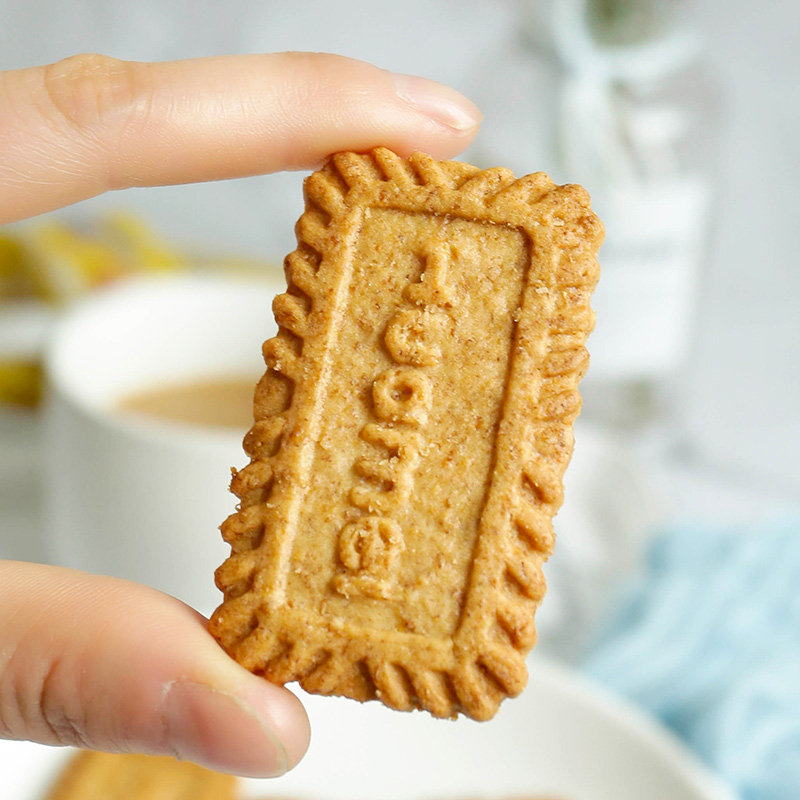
[210,148,602,720]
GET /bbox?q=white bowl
[1,658,736,800]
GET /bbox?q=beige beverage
[117,376,255,429]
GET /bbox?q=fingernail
[391,73,482,131]
[162,679,288,777]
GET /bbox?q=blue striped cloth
[583,518,800,800]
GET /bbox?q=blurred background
[1,1,798,798]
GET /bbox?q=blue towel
[583,518,800,800]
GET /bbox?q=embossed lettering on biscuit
[350,425,423,513]
[384,308,445,366]
[405,242,456,308]
[372,367,432,427]
[334,516,403,599]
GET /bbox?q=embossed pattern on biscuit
[43,751,237,799]
[210,148,602,721]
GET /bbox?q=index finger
[0,52,482,224]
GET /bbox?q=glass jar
[469,0,720,431]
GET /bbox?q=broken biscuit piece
[43,751,237,800]
[210,148,602,720]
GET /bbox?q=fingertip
[245,676,311,771]
[236,674,311,771]
[390,72,483,133]
[162,676,310,778]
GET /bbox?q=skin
[0,51,481,776]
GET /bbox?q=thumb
[0,561,309,778]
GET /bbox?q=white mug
[43,274,281,614]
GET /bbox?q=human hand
[0,52,481,775]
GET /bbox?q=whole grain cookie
[43,750,237,799]
[210,148,602,720]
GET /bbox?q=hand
[0,52,481,775]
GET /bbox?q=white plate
[2,658,736,800]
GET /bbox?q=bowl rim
[528,656,738,800]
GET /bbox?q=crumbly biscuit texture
[211,148,602,720]
[43,751,237,800]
